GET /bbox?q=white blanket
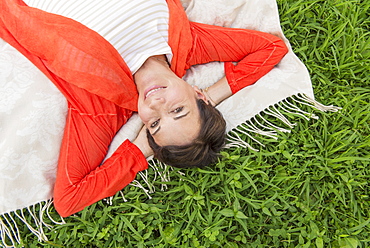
[0,0,338,245]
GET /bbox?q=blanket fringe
[0,200,65,247]
[225,93,341,150]
[128,158,172,194]
[103,159,172,207]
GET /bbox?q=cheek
[137,104,151,124]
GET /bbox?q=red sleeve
[186,22,288,94]
[0,0,138,111]
[0,0,148,217]
[54,106,148,217]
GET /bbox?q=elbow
[275,38,289,60]
[54,195,74,218]
[53,187,80,218]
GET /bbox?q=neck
[136,55,168,72]
[151,54,169,65]
[134,55,170,91]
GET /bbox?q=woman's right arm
[187,22,288,103]
[202,77,231,106]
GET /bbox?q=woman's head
[135,55,226,167]
[137,74,205,147]
[147,98,226,168]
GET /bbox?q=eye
[172,107,183,113]
[150,119,160,128]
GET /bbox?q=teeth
[146,87,165,98]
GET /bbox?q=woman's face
[137,73,206,147]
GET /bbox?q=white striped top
[24,0,172,74]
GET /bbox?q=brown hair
[147,99,226,168]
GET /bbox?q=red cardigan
[0,0,287,217]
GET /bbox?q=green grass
[15,0,370,247]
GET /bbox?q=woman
[0,0,288,217]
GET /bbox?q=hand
[204,77,232,106]
[133,125,153,158]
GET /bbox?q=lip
[144,85,166,99]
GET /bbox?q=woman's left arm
[187,22,288,104]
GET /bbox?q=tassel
[224,94,340,151]
[296,94,342,112]
[0,199,65,247]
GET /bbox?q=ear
[192,85,209,104]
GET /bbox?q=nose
[149,97,165,109]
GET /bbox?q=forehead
[153,108,201,146]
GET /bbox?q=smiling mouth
[145,86,167,99]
